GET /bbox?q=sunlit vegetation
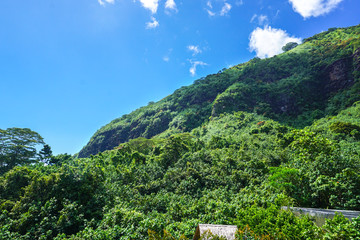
[79,24,360,158]
[1,25,360,239]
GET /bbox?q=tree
[38,144,53,164]
[282,42,298,52]
[0,128,44,173]
[49,153,73,166]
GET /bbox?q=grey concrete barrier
[282,206,360,226]
[193,224,238,240]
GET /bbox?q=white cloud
[189,60,208,76]
[206,0,215,16]
[249,26,301,58]
[220,2,232,16]
[187,45,202,56]
[288,0,343,18]
[258,15,268,25]
[250,14,269,25]
[275,10,280,18]
[163,49,173,62]
[98,0,114,6]
[207,9,216,16]
[235,0,244,6]
[250,14,257,22]
[206,1,232,17]
[165,0,177,11]
[139,0,159,14]
[146,17,159,29]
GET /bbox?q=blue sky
[1,0,359,155]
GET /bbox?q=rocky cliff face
[324,56,354,94]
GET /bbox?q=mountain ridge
[2,24,360,240]
[78,24,360,158]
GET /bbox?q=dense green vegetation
[1,24,360,239]
[79,24,360,158]
[0,128,46,174]
[1,104,360,239]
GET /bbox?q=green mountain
[78,24,360,158]
[1,24,360,239]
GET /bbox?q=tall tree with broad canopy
[0,128,44,174]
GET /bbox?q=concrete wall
[282,207,360,226]
[193,224,237,240]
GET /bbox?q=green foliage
[2,25,360,239]
[282,42,299,52]
[80,24,360,157]
[288,130,335,160]
[269,167,301,197]
[322,214,360,239]
[3,104,360,238]
[50,153,73,166]
[330,121,360,138]
[0,128,45,174]
[39,144,53,164]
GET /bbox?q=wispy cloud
[249,26,301,58]
[146,17,159,29]
[189,60,208,76]
[207,9,216,17]
[99,0,160,14]
[187,45,202,56]
[220,2,232,16]
[250,14,257,23]
[274,10,280,18]
[163,49,173,62]
[206,1,232,17]
[138,0,159,14]
[206,0,215,16]
[288,0,343,18]
[250,14,269,25]
[98,0,114,6]
[235,0,244,6]
[165,0,177,12]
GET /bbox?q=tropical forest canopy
[1,24,360,239]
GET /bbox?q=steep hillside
[79,24,360,158]
[2,102,360,239]
[2,25,360,238]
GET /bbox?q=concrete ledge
[282,206,360,226]
[193,224,237,240]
